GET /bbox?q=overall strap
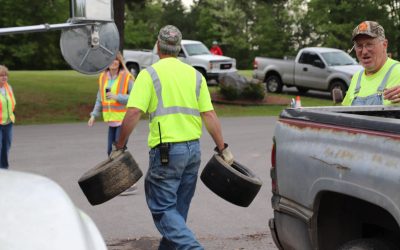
[354,70,364,95]
[377,63,400,92]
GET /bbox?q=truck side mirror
[313,59,325,68]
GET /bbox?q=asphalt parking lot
[10,116,279,250]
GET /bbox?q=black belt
[153,139,199,149]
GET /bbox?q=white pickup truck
[253,47,363,98]
[123,40,237,82]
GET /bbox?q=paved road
[10,116,278,250]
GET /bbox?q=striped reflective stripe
[102,105,127,111]
[147,66,202,121]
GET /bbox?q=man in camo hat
[343,21,400,105]
[112,25,232,250]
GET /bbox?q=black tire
[266,74,283,93]
[330,80,347,100]
[200,154,263,207]
[338,238,396,250]
[78,151,143,206]
[126,63,139,78]
[296,86,309,94]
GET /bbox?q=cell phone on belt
[158,122,169,166]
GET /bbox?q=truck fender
[263,65,283,81]
[308,178,400,226]
[327,73,350,88]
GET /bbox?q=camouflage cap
[352,21,385,41]
[157,25,182,55]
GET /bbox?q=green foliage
[0,0,69,70]
[4,0,400,70]
[219,85,240,100]
[242,83,265,100]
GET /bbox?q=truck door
[294,52,330,90]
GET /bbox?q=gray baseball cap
[158,25,182,55]
[352,21,385,41]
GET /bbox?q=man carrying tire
[111,25,233,250]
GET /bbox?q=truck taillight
[253,59,258,69]
[270,138,277,193]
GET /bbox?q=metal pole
[0,22,96,36]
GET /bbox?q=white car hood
[0,170,106,250]
[192,54,234,61]
[330,64,363,75]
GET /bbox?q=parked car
[269,106,400,250]
[253,47,363,98]
[0,169,107,250]
[124,40,237,82]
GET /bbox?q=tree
[0,0,69,69]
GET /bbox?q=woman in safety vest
[0,65,16,169]
[88,52,134,156]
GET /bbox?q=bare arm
[115,107,142,149]
[201,110,225,151]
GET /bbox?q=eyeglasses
[354,41,379,52]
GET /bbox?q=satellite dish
[60,22,119,75]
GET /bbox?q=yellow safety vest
[0,83,16,124]
[99,70,131,122]
[146,65,203,146]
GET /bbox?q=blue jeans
[0,123,12,169]
[145,140,204,250]
[107,126,124,156]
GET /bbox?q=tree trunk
[113,0,125,50]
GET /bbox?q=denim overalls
[352,63,399,106]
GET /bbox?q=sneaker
[119,184,138,196]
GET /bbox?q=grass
[7,70,334,125]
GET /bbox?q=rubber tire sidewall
[266,75,283,93]
[200,154,263,207]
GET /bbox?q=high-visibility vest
[99,70,131,122]
[146,65,203,146]
[0,82,16,124]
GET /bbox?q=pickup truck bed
[270,106,400,250]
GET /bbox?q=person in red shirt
[210,40,223,55]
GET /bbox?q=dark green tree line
[2,0,400,70]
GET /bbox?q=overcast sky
[181,0,193,8]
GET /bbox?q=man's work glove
[215,143,234,165]
[109,143,126,160]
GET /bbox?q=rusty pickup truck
[269,106,400,250]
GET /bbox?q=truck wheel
[329,80,347,100]
[126,63,139,78]
[266,75,283,93]
[338,238,396,250]
[200,154,263,207]
[78,151,143,205]
[296,86,309,94]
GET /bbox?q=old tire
[266,74,283,93]
[78,151,143,205]
[338,238,396,250]
[200,154,263,207]
[330,80,347,100]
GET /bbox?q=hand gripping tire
[78,151,143,205]
[200,154,263,207]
